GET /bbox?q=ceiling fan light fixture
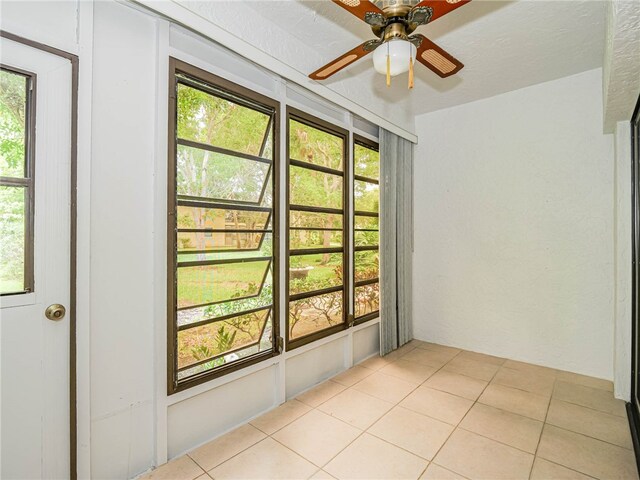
[372,39,417,77]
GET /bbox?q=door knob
[45,304,66,321]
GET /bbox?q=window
[0,67,35,296]
[353,136,380,323]
[287,108,349,348]
[168,59,279,393]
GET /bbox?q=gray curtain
[379,128,414,355]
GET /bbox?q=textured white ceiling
[179,0,606,122]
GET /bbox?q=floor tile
[331,366,374,387]
[324,433,428,480]
[310,470,337,479]
[317,387,393,429]
[456,350,506,366]
[424,370,488,401]
[420,464,467,479]
[195,475,211,480]
[537,425,638,479]
[458,403,543,453]
[296,380,347,408]
[403,348,453,368]
[553,381,627,417]
[554,370,613,392]
[272,409,360,467]
[478,383,549,421]
[395,342,418,357]
[400,386,473,425]
[415,343,461,358]
[250,400,312,435]
[352,371,418,403]
[380,359,439,383]
[530,458,594,480]
[141,456,204,480]
[359,355,392,371]
[188,424,266,471]
[368,406,454,460]
[502,359,556,378]
[434,429,534,480]
[210,437,317,480]
[546,398,633,448]
[492,367,555,397]
[442,356,500,381]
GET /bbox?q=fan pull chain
[386,54,391,87]
[408,57,414,89]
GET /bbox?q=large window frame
[0,65,36,296]
[353,135,380,324]
[167,58,280,394]
[286,107,350,350]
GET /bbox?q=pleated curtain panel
[379,128,414,355]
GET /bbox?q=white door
[0,37,72,479]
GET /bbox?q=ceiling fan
[309,0,470,88]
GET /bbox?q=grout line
[542,423,636,452]
[532,458,600,480]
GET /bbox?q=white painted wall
[86,3,381,478]
[413,69,616,380]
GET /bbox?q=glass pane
[290,230,342,250]
[355,230,379,247]
[260,170,273,208]
[178,282,273,329]
[355,283,379,318]
[290,165,342,209]
[177,308,271,369]
[0,69,27,178]
[177,260,271,308]
[289,291,343,340]
[354,215,378,230]
[178,231,268,253]
[177,145,270,203]
[0,186,26,294]
[176,82,271,156]
[354,250,379,282]
[177,311,272,381]
[354,143,379,180]
[177,205,270,255]
[289,119,343,171]
[290,253,343,295]
[178,234,272,263]
[354,180,379,213]
[291,211,342,230]
[178,205,269,230]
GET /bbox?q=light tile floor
[142,341,638,480]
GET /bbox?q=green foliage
[0,70,28,293]
[354,143,380,180]
[214,325,237,352]
[0,70,26,178]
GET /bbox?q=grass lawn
[178,261,270,308]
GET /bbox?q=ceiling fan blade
[331,0,385,23]
[412,34,463,78]
[414,0,471,23]
[309,41,376,80]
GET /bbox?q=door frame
[629,91,640,473]
[0,30,79,480]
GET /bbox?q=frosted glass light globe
[372,39,417,77]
